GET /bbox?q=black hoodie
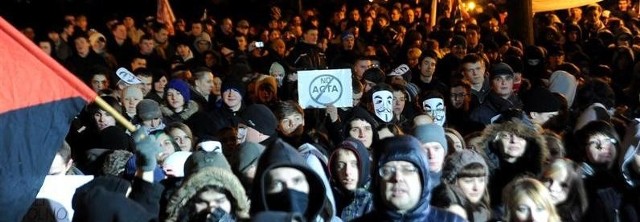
[250,139,328,221]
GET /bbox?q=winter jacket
[161,100,200,123]
[287,41,327,70]
[165,166,249,222]
[469,92,523,125]
[354,136,466,222]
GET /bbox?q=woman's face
[514,196,550,222]
[154,76,168,93]
[542,170,570,204]
[194,189,232,214]
[456,176,486,204]
[166,88,185,110]
[446,132,464,151]
[169,128,192,151]
[497,131,528,163]
[585,134,616,165]
[94,109,116,131]
[156,133,175,162]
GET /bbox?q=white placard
[30,175,94,221]
[297,69,353,109]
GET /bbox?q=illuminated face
[169,128,192,151]
[333,149,359,191]
[462,62,485,85]
[585,134,616,164]
[497,131,527,163]
[194,189,232,215]
[542,170,569,204]
[379,161,422,213]
[267,167,309,194]
[423,98,446,126]
[392,91,406,116]
[373,90,394,123]
[514,196,550,222]
[456,177,486,204]
[419,57,436,78]
[349,119,373,148]
[166,88,185,111]
[195,72,214,96]
[138,76,153,95]
[154,76,167,93]
[491,75,514,98]
[94,109,116,131]
[450,86,467,109]
[91,74,109,92]
[422,142,445,172]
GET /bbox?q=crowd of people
[16,0,640,221]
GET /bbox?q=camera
[255,41,264,48]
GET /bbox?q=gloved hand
[132,129,160,172]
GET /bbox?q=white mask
[373,90,394,122]
[423,98,446,126]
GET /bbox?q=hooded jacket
[250,139,329,221]
[165,166,249,222]
[548,70,578,108]
[479,119,548,213]
[355,136,465,222]
[328,138,373,221]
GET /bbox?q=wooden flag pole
[94,96,137,132]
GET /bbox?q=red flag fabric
[0,16,96,221]
[157,0,177,36]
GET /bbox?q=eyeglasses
[379,165,418,179]
[587,137,616,150]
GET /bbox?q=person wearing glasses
[573,120,633,222]
[354,136,465,222]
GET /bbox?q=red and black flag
[0,17,96,221]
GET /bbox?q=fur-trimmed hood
[479,119,548,173]
[165,166,249,222]
[161,100,199,121]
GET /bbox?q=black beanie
[221,78,247,99]
[241,104,277,136]
[522,87,561,113]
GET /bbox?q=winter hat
[490,62,515,79]
[102,150,134,176]
[503,55,523,74]
[162,151,192,177]
[363,67,386,84]
[522,87,561,113]
[549,70,577,107]
[184,150,231,177]
[98,126,134,151]
[136,99,162,121]
[341,31,355,40]
[450,35,467,48]
[413,124,448,152]
[240,104,277,136]
[221,78,246,98]
[167,79,191,102]
[387,64,412,82]
[235,142,266,174]
[441,149,489,183]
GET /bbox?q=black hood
[249,138,327,221]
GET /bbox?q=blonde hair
[503,177,561,222]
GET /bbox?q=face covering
[373,90,394,122]
[266,189,309,214]
[423,98,446,126]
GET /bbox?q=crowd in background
[14,0,640,221]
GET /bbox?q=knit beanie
[413,124,448,152]
[363,67,386,84]
[136,99,162,121]
[184,150,231,177]
[236,142,266,174]
[221,78,246,99]
[240,104,277,136]
[167,79,191,102]
[441,149,489,183]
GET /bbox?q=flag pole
[94,96,137,132]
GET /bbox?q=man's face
[94,109,116,130]
[139,39,155,54]
[462,62,485,85]
[75,37,90,56]
[353,60,372,80]
[466,30,480,46]
[131,58,147,71]
[194,189,232,215]
[195,72,214,95]
[303,29,319,45]
[372,90,394,123]
[379,161,422,213]
[491,75,514,98]
[191,23,203,36]
[342,37,355,50]
[419,57,436,78]
[450,86,467,109]
[451,45,467,58]
[155,29,169,44]
[91,74,108,92]
[177,45,191,57]
[267,167,310,194]
[278,112,304,136]
[421,142,445,172]
[349,119,373,148]
[334,149,359,191]
[138,76,153,95]
[422,98,446,126]
[112,25,127,40]
[223,89,242,110]
[352,92,363,107]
